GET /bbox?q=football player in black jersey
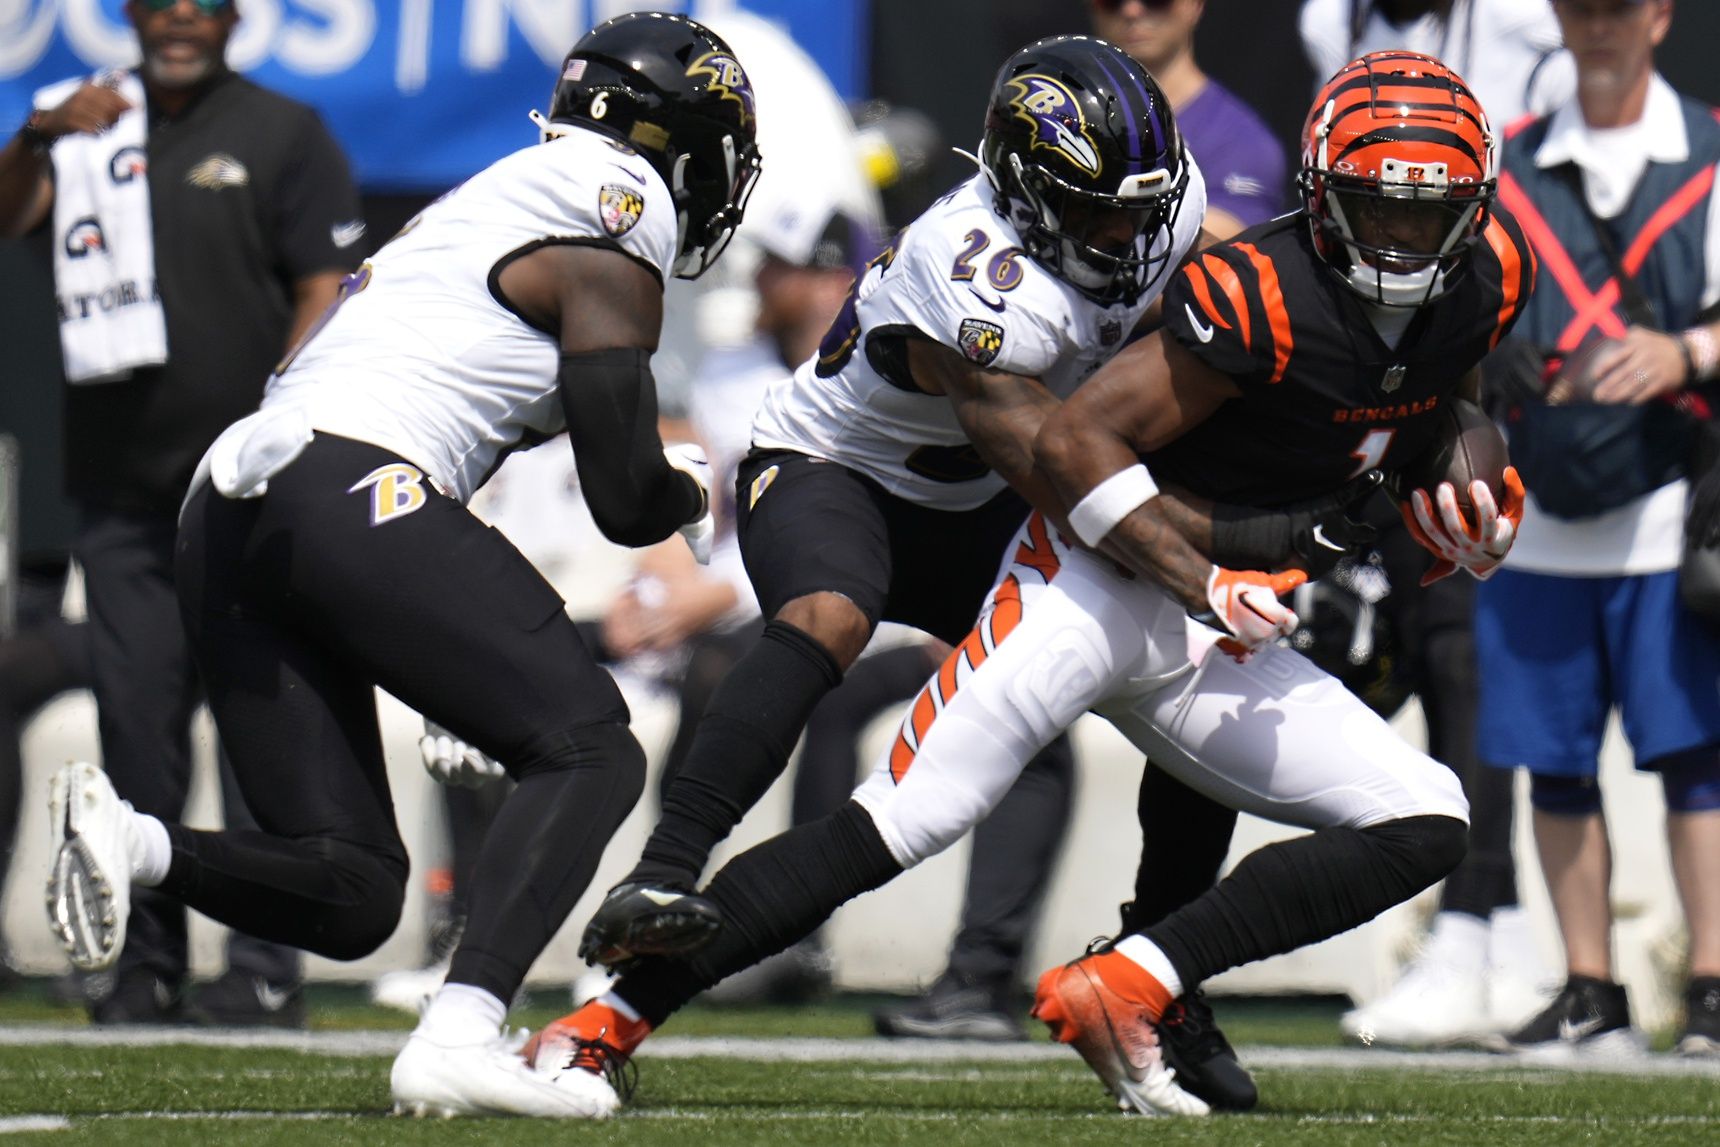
[527,52,1529,1117]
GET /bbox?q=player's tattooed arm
[906,337,1065,512]
[1033,331,1240,611]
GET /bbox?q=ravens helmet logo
[1006,74,1101,178]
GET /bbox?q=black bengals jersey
[1150,209,1536,506]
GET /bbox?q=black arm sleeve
[559,347,703,548]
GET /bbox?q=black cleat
[873,972,1025,1042]
[1503,975,1642,1061]
[1676,976,1720,1058]
[1155,991,1257,1112]
[577,881,723,969]
[188,970,307,1029]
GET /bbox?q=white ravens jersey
[253,126,677,504]
[750,164,1206,510]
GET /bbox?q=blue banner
[1,1,867,190]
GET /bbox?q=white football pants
[851,514,1470,868]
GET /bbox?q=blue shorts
[1475,568,1720,776]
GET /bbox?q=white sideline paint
[0,1026,1715,1079]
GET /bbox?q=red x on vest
[1495,163,1715,354]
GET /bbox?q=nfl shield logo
[1381,364,1407,393]
[598,184,644,237]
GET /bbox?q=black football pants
[172,434,645,1003]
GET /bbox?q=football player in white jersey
[44,13,758,1120]
[574,34,1207,967]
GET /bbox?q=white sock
[417,982,507,1045]
[1424,911,1488,972]
[600,990,643,1023]
[128,811,171,888]
[1487,906,1539,970]
[1115,935,1184,998]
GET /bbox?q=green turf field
[0,986,1713,1145]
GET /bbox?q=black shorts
[175,433,628,848]
[734,448,1030,646]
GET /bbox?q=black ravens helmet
[546,12,762,280]
[979,36,1189,306]
[1287,557,1413,721]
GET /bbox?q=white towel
[37,71,168,384]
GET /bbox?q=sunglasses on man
[136,0,235,14]
[1094,0,1181,12]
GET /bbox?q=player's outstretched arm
[495,242,704,548]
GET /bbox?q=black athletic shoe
[1504,975,1642,1060]
[1677,976,1720,1057]
[88,970,186,1026]
[188,970,307,1029]
[577,881,724,969]
[873,973,1025,1042]
[1155,991,1257,1111]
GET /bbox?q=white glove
[419,720,506,788]
[664,443,714,564]
[1402,467,1525,586]
[1203,566,1308,660]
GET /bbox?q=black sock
[1144,814,1467,988]
[629,620,842,887]
[616,802,900,1027]
[1122,763,1237,934]
[1441,762,1518,916]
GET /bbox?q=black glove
[1210,471,1383,579]
[1287,470,1385,579]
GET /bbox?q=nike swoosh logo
[640,890,686,907]
[256,981,295,1012]
[1184,303,1215,343]
[612,165,647,187]
[1558,1016,1606,1042]
[968,287,1005,313]
[1311,524,1345,552]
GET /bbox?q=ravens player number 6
[45,12,757,1121]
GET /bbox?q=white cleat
[46,763,136,972]
[370,962,451,1016]
[1340,954,1493,1048]
[390,1031,620,1119]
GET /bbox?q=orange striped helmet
[1300,52,1496,307]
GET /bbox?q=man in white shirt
[1477,0,1720,1058]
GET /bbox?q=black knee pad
[513,719,646,793]
[1362,813,1469,887]
[306,839,408,961]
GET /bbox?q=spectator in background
[1091,0,1287,237]
[1300,0,1571,126]
[876,0,1292,1044]
[1476,0,1719,1058]
[0,0,359,1024]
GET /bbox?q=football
[1545,335,1626,405]
[1393,397,1509,516]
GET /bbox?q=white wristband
[1066,463,1159,548]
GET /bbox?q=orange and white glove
[1203,567,1307,660]
[1402,465,1526,587]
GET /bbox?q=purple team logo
[1007,74,1101,177]
[63,216,105,258]
[686,51,756,130]
[108,146,147,185]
